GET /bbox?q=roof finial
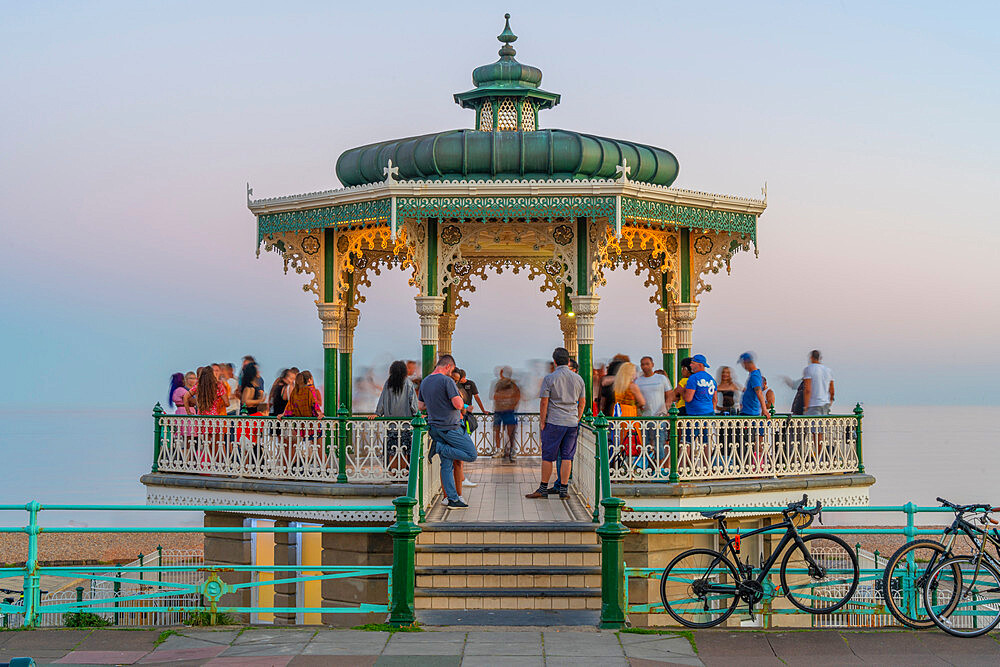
[498,12,517,58]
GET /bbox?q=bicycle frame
[701,511,823,595]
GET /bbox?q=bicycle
[881,497,993,629]
[921,503,1000,637]
[660,495,859,628]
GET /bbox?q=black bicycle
[922,503,1000,637]
[660,495,860,628]
[880,497,994,629]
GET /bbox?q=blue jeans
[429,425,478,502]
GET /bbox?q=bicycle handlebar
[937,497,992,513]
[784,494,822,517]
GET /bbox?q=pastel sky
[1,1,998,409]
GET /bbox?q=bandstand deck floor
[425,458,592,523]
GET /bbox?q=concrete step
[415,544,601,567]
[417,521,599,546]
[416,565,602,590]
[414,588,601,610]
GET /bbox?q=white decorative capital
[656,308,676,354]
[572,294,600,346]
[316,303,342,350]
[670,302,698,350]
[438,313,458,356]
[415,295,446,347]
[558,312,579,359]
[339,308,361,354]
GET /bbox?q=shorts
[494,410,518,426]
[541,424,579,462]
[805,404,831,416]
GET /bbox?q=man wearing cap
[738,352,770,419]
[683,354,717,416]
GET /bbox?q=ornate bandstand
[140,16,873,628]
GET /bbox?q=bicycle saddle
[700,508,732,519]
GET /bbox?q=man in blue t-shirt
[738,352,771,419]
[683,354,717,416]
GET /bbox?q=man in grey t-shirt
[417,355,478,510]
[526,347,586,501]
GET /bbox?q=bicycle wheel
[780,533,859,613]
[661,548,740,628]
[923,555,1000,638]
[882,539,960,629]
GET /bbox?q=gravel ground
[0,532,203,565]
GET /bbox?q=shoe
[427,442,437,461]
[525,486,548,499]
[507,456,516,464]
[463,479,478,488]
[446,499,469,510]
[559,485,569,500]
[546,486,561,495]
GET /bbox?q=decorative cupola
[453,14,560,131]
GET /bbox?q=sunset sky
[2,1,998,408]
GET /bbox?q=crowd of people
[166,356,324,419]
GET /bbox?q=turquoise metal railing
[0,488,425,627]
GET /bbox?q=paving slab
[374,657,461,667]
[234,629,317,644]
[691,631,778,660]
[460,656,543,667]
[138,645,227,664]
[53,649,150,664]
[620,634,700,661]
[463,640,543,656]
[303,629,390,654]
[2,629,91,650]
[154,634,228,651]
[839,631,948,664]
[382,641,466,656]
[764,630,861,664]
[629,659,703,667]
[74,629,161,651]
[204,657,292,667]
[913,631,1000,662]
[290,656,377,667]
[386,631,467,642]
[174,629,243,645]
[220,641,309,656]
[465,630,542,643]
[544,658,628,667]
[0,649,75,661]
[542,631,624,657]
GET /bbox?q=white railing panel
[471,413,542,457]
[345,419,413,482]
[573,426,598,519]
[609,416,859,482]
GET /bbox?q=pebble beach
[0,533,204,565]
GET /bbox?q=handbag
[464,411,479,433]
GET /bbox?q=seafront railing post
[667,405,680,483]
[151,403,164,473]
[23,501,40,628]
[410,414,427,522]
[387,496,420,626]
[336,404,349,484]
[594,414,628,629]
[854,403,865,473]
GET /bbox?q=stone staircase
[414,522,602,611]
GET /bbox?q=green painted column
[422,219,439,378]
[321,229,339,413]
[676,228,692,377]
[575,217,595,416]
[854,403,865,473]
[339,350,352,413]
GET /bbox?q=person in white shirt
[801,350,835,416]
[634,356,673,466]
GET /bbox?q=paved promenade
[2,626,999,666]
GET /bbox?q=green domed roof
[335,129,679,187]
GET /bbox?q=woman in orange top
[281,371,324,473]
[612,362,646,465]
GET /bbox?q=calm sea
[0,406,996,527]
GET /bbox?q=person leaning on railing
[374,361,419,473]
